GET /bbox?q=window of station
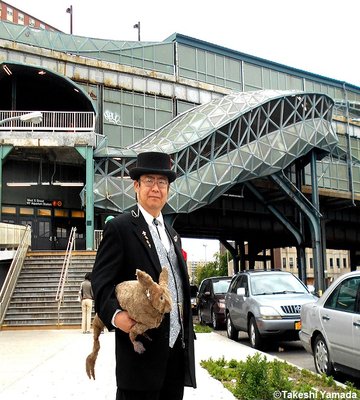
[2,218,15,224]
[54,209,68,217]
[2,206,16,215]
[56,227,67,238]
[19,207,34,215]
[20,220,32,227]
[39,221,50,237]
[71,210,85,218]
[104,89,173,147]
[37,209,51,217]
[178,45,243,91]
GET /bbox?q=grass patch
[194,323,212,333]
[201,353,360,399]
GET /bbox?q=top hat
[129,151,177,182]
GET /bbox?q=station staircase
[1,251,96,329]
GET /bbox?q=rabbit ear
[159,267,169,286]
[136,269,154,288]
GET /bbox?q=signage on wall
[26,198,52,206]
[52,200,63,208]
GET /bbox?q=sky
[5,0,359,261]
[7,0,360,87]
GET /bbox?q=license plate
[294,321,301,330]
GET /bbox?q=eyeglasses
[140,176,169,189]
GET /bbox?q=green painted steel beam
[76,146,94,250]
[0,145,13,220]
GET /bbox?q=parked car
[299,271,360,378]
[190,284,198,315]
[197,276,232,329]
[225,270,317,349]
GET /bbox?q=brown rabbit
[86,267,172,380]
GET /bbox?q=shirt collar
[138,204,164,227]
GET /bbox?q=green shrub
[200,354,360,400]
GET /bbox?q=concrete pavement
[0,329,274,400]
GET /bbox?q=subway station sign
[26,198,53,206]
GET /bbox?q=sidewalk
[0,329,273,399]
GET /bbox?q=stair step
[2,251,96,328]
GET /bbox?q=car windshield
[213,279,231,294]
[250,274,308,295]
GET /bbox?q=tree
[194,251,232,285]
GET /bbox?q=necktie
[153,218,161,239]
[152,218,181,347]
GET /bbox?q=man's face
[134,174,169,217]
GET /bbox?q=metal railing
[0,225,31,325]
[55,227,77,321]
[94,230,103,250]
[0,110,95,132]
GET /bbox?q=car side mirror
[236,287,246,296]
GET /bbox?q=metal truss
[91,90,338,214]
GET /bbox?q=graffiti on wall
[104,110,121,125]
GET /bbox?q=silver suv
[225,270,317,349]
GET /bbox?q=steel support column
[0,145,13,221]
[76,146,94,250]
[219,239,239,274]
[270,160,325,294]
[309,151,325,294]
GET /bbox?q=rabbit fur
[86,267,172,380]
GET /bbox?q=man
[91,151,196,400]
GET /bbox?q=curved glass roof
[92,90,338,214]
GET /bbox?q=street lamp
[0,111,43,126]
[133,21,140,41]
[66,5,73,34]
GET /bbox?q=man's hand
[114,311,136,333]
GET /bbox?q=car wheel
[198,307,205,325]
[248,316,263,349]
[211,309,219,330]
[226,312,238,341]
[314,334,334,376]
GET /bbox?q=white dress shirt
[138,204,170,252]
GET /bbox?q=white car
[300,271,360,378]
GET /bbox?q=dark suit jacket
[91,209,196,391]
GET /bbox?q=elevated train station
[0,19,360,293]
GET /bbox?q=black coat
[91,209,196,391]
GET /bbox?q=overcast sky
[6,0,359,260]
[8,0,360,87]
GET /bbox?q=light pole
[133,21,140,41]
[0,111,43,126]
[66,5,73,34]
[203,243,207,263]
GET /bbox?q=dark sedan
[197,276,232,330]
